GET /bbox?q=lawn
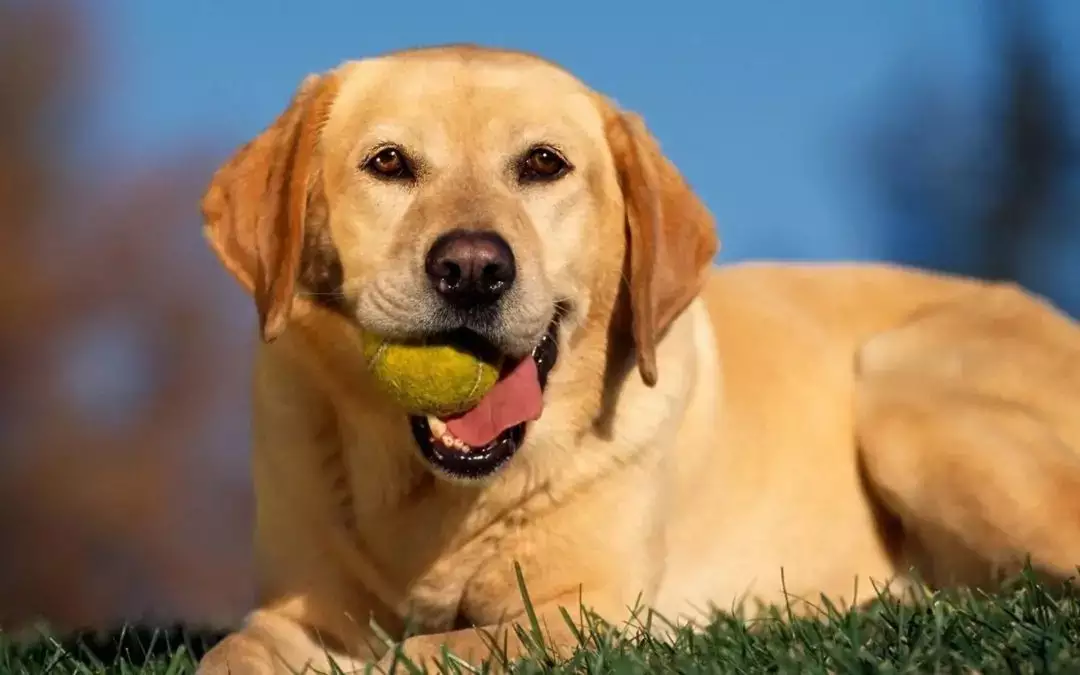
[3,570,1080,674]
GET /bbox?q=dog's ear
[200,73,339,342]
[605,109,719,387]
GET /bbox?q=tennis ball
[361,331,503,416]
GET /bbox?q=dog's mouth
[408,319,560,480]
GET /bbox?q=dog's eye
[519,146,570,183]
[364,147,413,181]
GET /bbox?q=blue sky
[94,0,1079,266]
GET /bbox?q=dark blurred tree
[979,0,1075,282]
[0,0,255,632]
[863,0,1078,310]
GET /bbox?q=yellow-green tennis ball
[361,332,503,416]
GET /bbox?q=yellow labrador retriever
[196,44,1080,673]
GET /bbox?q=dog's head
[202,45,718,480]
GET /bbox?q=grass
[5,569,1080,674]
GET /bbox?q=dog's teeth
[425,415,473,453]
[426,415,473,453]
[427,415,448,437]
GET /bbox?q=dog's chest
[396,551,478,631]
[393,528,532,632]
[355,485,540,632]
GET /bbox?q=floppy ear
[605,110,720,387]
[200,73,339,342]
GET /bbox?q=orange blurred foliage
[1,1,256,632]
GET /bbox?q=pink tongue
[444,357,543,447]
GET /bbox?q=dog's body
[196,45,1080,673]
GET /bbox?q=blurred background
[1,0,1078,634]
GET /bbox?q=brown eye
[520,146,569,182]
[364,146,412,180]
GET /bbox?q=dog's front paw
[376,633,499,674]
[195,633,277,675]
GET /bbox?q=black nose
[425,229,516,308]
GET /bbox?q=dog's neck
[269,296,711,513]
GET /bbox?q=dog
[195,44,1080,673]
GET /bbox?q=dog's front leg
[376,592,633,674]
[197,608,376,675]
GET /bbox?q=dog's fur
[196,45,1080,673]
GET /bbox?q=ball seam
[370,341,390,366]
[465,362,485,402]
